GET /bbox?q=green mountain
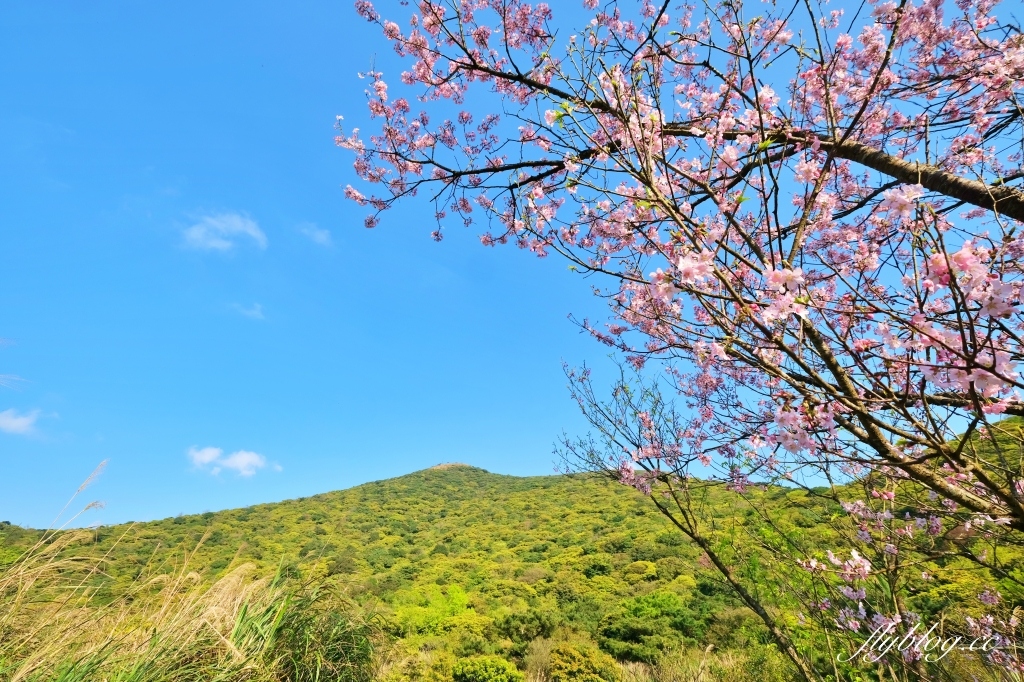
[66,465,711,608]
[6,423,1024,680]
[3,464,793,676]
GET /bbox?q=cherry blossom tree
[339,0,1024,677]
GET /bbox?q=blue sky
[0,1,610,528]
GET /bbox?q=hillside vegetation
[2,466,811,680]
[2,454,1017,680]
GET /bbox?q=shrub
[440,611,496,638]
[497,609,558,644]
[582,557,612,578]
[452,655,524,682]
[597,591,703,663]
[704,607,771,650]
[621,561,657,583]
[385,650,455,682]
[549,643,619,682]
[653,557,686,581]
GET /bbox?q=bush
[583,556,612,578]
[549,643,619,682]
[497,609,558,644]
[622,561,657,583]
[597,591,703,663]
[452,655,524,682]
[384,650,455,682]
[704,607,771,649]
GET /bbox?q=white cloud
[187,445,270,477]
[297,222,332,246]
[183,213,267,251]
[220,450,266,477]
[0,408,40,435]
[233,302,265,320]
[188,446,222,466]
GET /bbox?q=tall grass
[611,645,794,682]
[0,527,387,682]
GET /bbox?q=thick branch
[823,138,1024,223]
[661,124,1024,223]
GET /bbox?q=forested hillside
[2,458,1017,680]
[3,465,817,679]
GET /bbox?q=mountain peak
[426,462,476,471]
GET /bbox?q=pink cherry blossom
[341,0,1024,675]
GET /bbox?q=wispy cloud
[297,222,332,246]
[233,302,265,320]
[187,445,272,477]
[188,446,222,466]
[183,213,267,251]
[0,338,25,389]
[0,408,40,435]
